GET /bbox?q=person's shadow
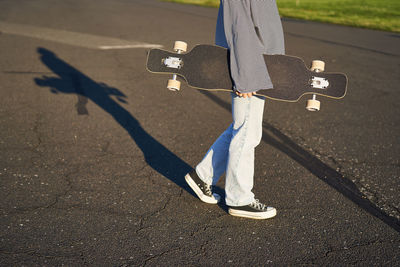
[34,47,198,197]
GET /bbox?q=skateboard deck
[146,43,347,110]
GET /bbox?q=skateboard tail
[146,45,234,90]
[263,54,348,101]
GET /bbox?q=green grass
[162,0,400,33]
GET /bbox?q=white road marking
[0,21,163,49]
[99,44,163,50]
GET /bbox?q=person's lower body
[185,93,276,219]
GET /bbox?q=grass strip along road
[163,0,400,33]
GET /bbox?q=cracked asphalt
[1,0,399,265]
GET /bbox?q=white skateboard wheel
[311,60,325,72]
[173,41,187,52]
[306,99,321,111]
[167,79,181,91]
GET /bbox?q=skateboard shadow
[198,90,400,233]
[34,48,197,198]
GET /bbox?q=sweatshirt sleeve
[221,0,285,93]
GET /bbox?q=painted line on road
[99,44,163,50]
[0,21,163,50]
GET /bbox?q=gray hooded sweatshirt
[215,0,285,93]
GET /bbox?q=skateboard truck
[306,60,325,111]
[163,57,183,69]
[166,41,188,91]
[311,76,329,89]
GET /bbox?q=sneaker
[228,199,276,219]
[185,170,220,204]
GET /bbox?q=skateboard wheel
[311,60,325,72]
[173,41,187,52]
[306,99,321,111]
[167,79,181,91]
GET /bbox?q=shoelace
[250,199,266,211]
[204,184,212,195]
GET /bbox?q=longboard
[146,41,348,111]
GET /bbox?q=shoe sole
[228,207,277,220]
[185,173,220,204]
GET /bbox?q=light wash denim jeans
[196,93,265,206]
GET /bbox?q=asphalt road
[1,0,399,265]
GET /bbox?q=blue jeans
[196,93,265,206]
